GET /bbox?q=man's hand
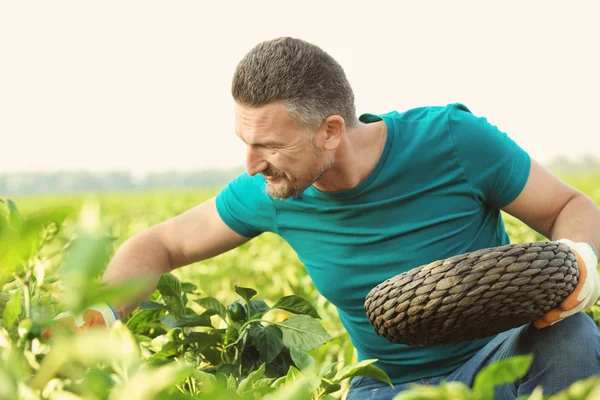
[534,239,600,328]
[42,302,118,339]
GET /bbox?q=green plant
[124,272,393,398]
[0,198,392,399]
[3,172,600,399]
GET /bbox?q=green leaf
[218,364,239,379]
[240,387,276,399]
[319,361,342,380]
[225,326,239,343]
[77,368,115,399]
[4,340,32,382]
[290,347,315,371]
[109,363,194,400]
[271,295,320,319]
[239,378,276,398]
[157,273,185,319]
[394,381,471,399]
[174,312,215,328]
[195,297,227,320]
[60,230,114,285]
[342,332,357,365]
[525,386,544,400]
[148,345,178,361]
[0,292,10,309]
[334,359,392,386]
[181,332,222,349]
[285,366,302,386]
[252,378,275,389]
[43,277,60,285]
[264,374,321,400]
[78,278,152,315]
[58,222,147,315]
[249,300,270,319]
[159,313,178,329]
[5,199,20,217]
[181,282,197,293]
[556,375,600,399]
[227,374,237,390]
[234,286,257,303]
[126,309,162,332]
[278,315,331,351]
[249,324,284,364]
[473,354,534,398]
[139,300,166,311]
[323,383,342,394]
[32,323,140,390]
[271,375,286,389]
[191,369,218,392]
[214,371,229,388]
[2,290,22,329]
[0,207,71,282]
[0,198,23,228]
[237,363,266,394]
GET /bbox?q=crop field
[1,173,600,399]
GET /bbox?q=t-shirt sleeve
[447,103,531,209]
[215,173,277,238]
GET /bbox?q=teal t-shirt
[215,103,531,384]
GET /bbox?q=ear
[322,115,344,151]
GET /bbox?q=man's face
[235,102,332,199]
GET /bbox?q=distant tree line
[1,155,598,196]
[0,167,245,196]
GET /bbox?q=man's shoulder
[223,172,269,197]
[216,172,277,238]
[228,171,266,187]
[383,102,471,122]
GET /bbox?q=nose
[246,145,268,176]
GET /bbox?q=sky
[1,1,599,177]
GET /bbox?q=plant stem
[186,376,195,395]
[14,274,31,320]
[260,319,310,334]
[223,319,258,350]
[320,377,335,385]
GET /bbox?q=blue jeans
[346,312,600,400]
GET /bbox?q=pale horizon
[1,1,599,177]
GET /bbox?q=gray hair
[231,37,357,135]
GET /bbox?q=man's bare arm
[101,197,250,318]
[502,158,600,256]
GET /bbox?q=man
[60,37,600,399]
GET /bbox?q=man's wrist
[579,242,598,261]
[573,241,598,268]
[557,239,598,267]
[105,302,119,320]
[108,304,127,320]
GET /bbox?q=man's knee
[520,312,600,376]
[523,312,597,346]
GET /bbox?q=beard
[265,159,333,200]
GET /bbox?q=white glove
[534,239,599,328]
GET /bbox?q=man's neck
[312,120,387,193]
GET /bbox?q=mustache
[263,166,285,178]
